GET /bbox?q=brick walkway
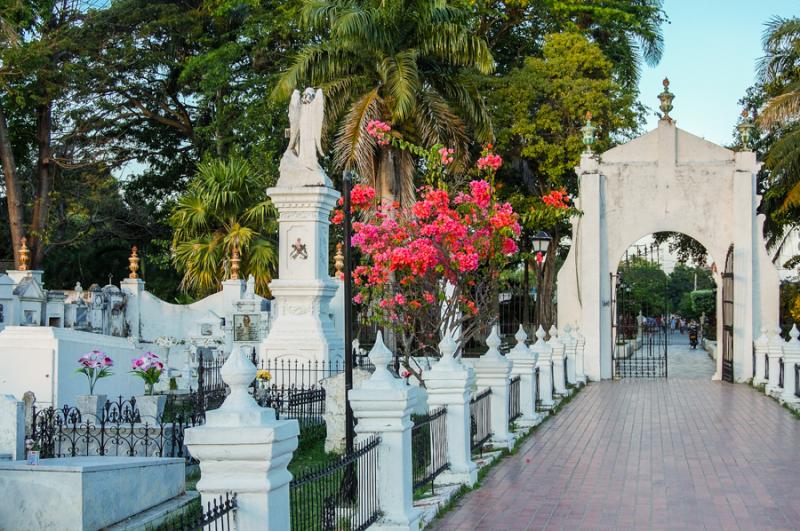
[432,377,800,530]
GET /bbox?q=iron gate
[610,272,668,378]
[721,245,734,383]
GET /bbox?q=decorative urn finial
[230,240,241,280]
[18,237,29,271]
[334,242,345,279]
[128,246,140,279]
[658,78,675,122]
[581,111,596,154]
[737,108,754,150]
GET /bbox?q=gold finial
[128,246,140,279]
[334,242,345,279]
[230,241,241,280]
[18,237,30,271]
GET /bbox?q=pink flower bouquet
[76,350,114,394]
[130,352,164,395]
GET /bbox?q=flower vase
[76,394,107,421]
[135,395,167,423]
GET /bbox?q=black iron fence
[470,388,492,453]
[795,364,799,398]
[155,494,237,531]
[290,435,381,531]
[509,376,521,422]
[411,407,448,494]
[253,385,326,446]
[198,355,226,394]
[779,357,785,388]
[765,353,769,381]
[26,396,200,462]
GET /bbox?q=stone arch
[557,118,781,381]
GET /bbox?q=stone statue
[277,87,332,188]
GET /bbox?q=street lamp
[531,231,552,265]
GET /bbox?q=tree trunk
[0,100,24,266]
[30,102,53,269]
[535,225,560,331]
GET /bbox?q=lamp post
[530,231,552,330]
[737,109,754,150]
[342,171,354,456]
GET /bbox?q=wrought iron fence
[257,358,345,388]
[509,376,521,422]
[411,407,448,494]
[470,388,492,453]
[198,355,226,394]
[779,357,785,388]
[290,435,381,531]
[796,364,799,398]
[765,353,769,381]
[155,493,237,531]
[26,396,199,462]
[534,366,541,410]
[253,385,327,446]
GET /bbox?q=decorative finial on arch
[658,77,675,122]
[581,111,596,154]
[737,108,754,150]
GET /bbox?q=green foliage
[666,262,714,312]
[275,0,494,205]
[170,158,278,297]
[617,257,668,316]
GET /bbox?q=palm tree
[757,17,800,216]
[170,158,278,297]
[274,0,494,206]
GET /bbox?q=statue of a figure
[277,87,332,187]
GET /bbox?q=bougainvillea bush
[335,121,522,373]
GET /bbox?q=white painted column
[507,325,540,426]
[0,395,24,460]
[753,328,769,386]
[120,278,145,341]
[533,326,554,408]
[781,325,800,405]
[472,326,513,450]
[349,333,420,530]
[425,337,477,487]
[766,328,784,395]
[185,346,299,531]
[574,325,587,383]
[549,325,567,395]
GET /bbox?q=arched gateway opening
[610,234,719,380]
[556,112,780,382]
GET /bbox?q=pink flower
[437,147,455,165]
[394,293,406,305]
[477,153,503,172]
[366,120,391,145]
[502,237,519,255]
[353,293,364,304]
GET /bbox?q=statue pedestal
[260,185,344,366]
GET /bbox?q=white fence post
[426,336,477,487]
[185,346,299,531]
[349,333,420,530]
[507,325,539,425]
[753,328,769,387]
[781,325,800,406]
[533,326,554,408]
[574,325,587,383]
[0,395,24,460]
[767,328,784,395]
[549,325,567,395]
[473,326,513,450]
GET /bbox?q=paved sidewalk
[431,378,800,530]
[667,333,716,380]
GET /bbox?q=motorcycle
[688,328,698,349]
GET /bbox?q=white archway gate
[557,117,780,382]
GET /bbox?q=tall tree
[0,0,85,268]
[491,32,642,328]
[274,0,494,205]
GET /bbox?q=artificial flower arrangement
[76,350,114,394]
[130,352,164,396]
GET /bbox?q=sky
[637,0,799,146]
